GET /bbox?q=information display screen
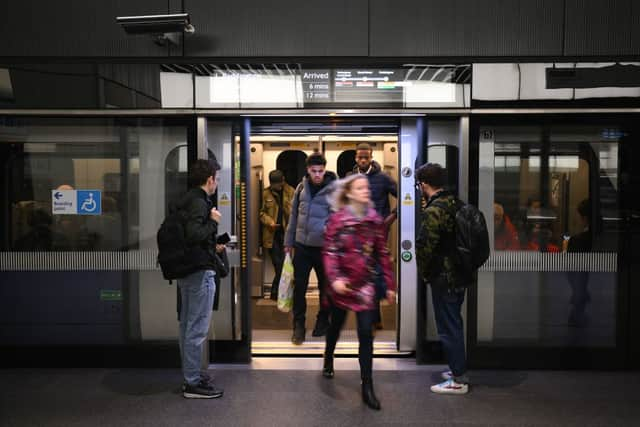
[191,64,471,108]
[333,69,405,103]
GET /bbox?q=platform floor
[2,359,639,427]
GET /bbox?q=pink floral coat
[322,206,396,312]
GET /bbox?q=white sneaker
[441,370,453,381]
[430,379,469,395]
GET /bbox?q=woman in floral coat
[322,173,396,410]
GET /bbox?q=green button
[100,290,122,301]
[401,251,412,262]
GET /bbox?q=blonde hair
[330,173,369,211]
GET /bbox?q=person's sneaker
[182,373,215,392]
[441,370,453,381]
[311,318,329,337]
[292,326,305,345]
[183,380,224,399]
[200,372,215,387]
[430,379,469,395]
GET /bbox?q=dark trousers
[269,236,285,299]
[325,305,376,379]
[292,243,329,327]
[431,286,467,380]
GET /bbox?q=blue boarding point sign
[77,190,101,215]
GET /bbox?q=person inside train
[352,143,398,229]
[321,173,396,410]
[494,202,520,250]
[563,199,593,327]
[259,169,295,300]
[284,152,337,344]
[415,163,470,395]
[352,142,398,329]
[523,198,560,252]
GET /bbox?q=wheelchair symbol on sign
[80,193,97,213]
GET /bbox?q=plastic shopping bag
[277,253,294,312]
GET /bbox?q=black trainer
[183,380,224,399]
[181,372,216,392]
[292,326,305,345]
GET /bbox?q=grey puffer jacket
[284,172,337,248]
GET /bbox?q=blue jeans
[431,286,468,383]
[178,269,216,386]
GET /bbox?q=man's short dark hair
[416,163,446,188]
[306,152,327,167]
[269,169,284,183]
[356,142,372,152]
[189,159,220,187]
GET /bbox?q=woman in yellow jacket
[259,170,295,300]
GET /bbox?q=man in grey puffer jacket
[285,152,337,344]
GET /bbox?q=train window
[1,118,188,253]
[477,124,623,348]
[276,150,307,187]
[164,145,188,216]
[336,150,356,178]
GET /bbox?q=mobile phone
[217,232,231,245]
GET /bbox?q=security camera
[116,13,194,35]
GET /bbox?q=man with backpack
[161,159,224,399]
[415,163,479,395]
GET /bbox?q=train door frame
[235,116,435,358]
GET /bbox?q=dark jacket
[353,160,397,218]
[178,187,218,271]
[416,190,463,291]
[285,172,337,248]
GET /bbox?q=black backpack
[434,198,490,285]
[451,200,490,282]
[157,203,198,281]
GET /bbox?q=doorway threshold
[251,329,410,356]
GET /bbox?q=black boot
[322,354,334,379]
[361,378,381,410]
[292,323,305,345]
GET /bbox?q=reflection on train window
[336,150,356,178]
[276,150,307,188]
[3,119,188,253]
[478,124,624,348]
[9,149,125,251]
[493,135,618,253]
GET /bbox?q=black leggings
[325,305,376,379]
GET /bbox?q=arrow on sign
[54,192,63,200]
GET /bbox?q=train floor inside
[251,294,399,356]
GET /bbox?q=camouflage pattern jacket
[416,190,462,291]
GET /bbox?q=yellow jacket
[259,184,295,248]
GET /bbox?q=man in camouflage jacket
[415,163,470,395]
